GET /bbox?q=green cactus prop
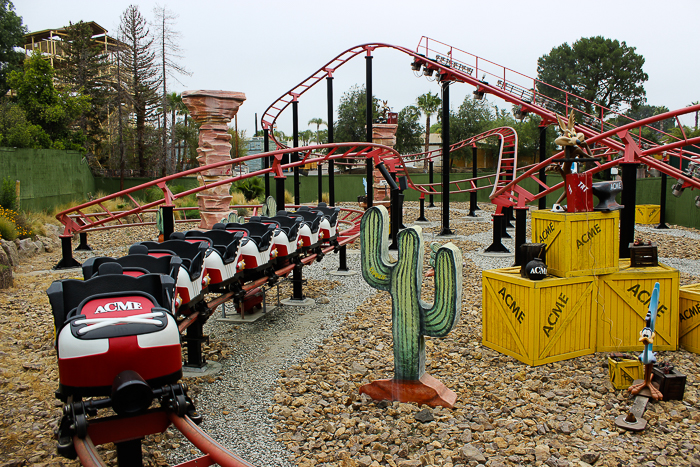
[359,206,462,407]
[261,196,277,217]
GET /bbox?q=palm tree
[308,117,327,144]
[416,91,441,155]
[166,92,186,173]
[300,129,314,146]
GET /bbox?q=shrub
[229,191,248,206]
[174,194,199,220]
[0,177,17,211]
[0,206,31,239]
[169,184,188,195]
[231,177,264,202]
[0,216,17,241]
[143,187,164,204]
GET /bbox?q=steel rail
[169,414,255,467]
[261,37,699,198]
[490,106,700,205]
[73,436,108,467]
[416,36,698,152]
[55,143,398,236]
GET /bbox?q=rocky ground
[0,202,699,466]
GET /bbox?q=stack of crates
[679,283,700,353]
[482,210,680,367]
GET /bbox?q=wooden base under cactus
[359,373,457,409]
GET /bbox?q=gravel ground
[1,202,700,467]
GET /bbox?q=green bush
[169,184,188,195]
[0,177,17,211]
[144,186,165,204]
[232,177,264,202]
[0,216,18,241]
[175,194,200,220]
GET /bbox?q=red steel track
[261,37,700,205]
[74,412,254,467]
[55,142,393,238]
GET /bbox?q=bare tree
[119,4,160,177]
[152,4,191,175]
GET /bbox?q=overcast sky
[18,0,700,136]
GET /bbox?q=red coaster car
[214,221,277,280]
[297,202,340,244]
[174,229,246,293]
[134,240,209,314]
[82,251,182,280]
[47,263,179,400]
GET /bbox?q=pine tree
[118,5,160,176]
[152,5,190,176]
[57,21,111,164]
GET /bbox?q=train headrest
[98,262,123,276]
[129,244,149,255]
[170,232,186,240]
[212,223,226,230]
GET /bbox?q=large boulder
[0,247,12,289]
[0,240,19,267]
[16,238,43,260]
[36,235,58,253]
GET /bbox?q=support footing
[182,361,222,378]
[329,269,359,277]
[280,297,316,307]
[216,306,275,323]
[359,373,457,409]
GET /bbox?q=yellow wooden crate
[482,267,597,366]
[531,210,619,278]
[608,356,643,389]
[635,205,660,224]
[679,283,700,354]
[597,260,679,352]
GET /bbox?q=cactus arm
[421,243,462,338]
[391,226,425,380]
[360,206,393,291]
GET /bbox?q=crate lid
[680,282,700,297]
[617,259,678,275]
[531,210,620,221]
[482,267,595,288]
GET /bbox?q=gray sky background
[19,0,700,137]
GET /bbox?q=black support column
[469,145,478,216]
[275,175,286,212]
[428,159,435,207]
[160,205,174,240]
[55,235,80,269]
[656,157,669,229]
[620,162,639,258]
[513,207,528,266]
[365,54,373,208]
[538,125,548,210]
[438,79,452,236]
[327,75,335,206]
[263,128,270,198]
[292,99,300,206]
